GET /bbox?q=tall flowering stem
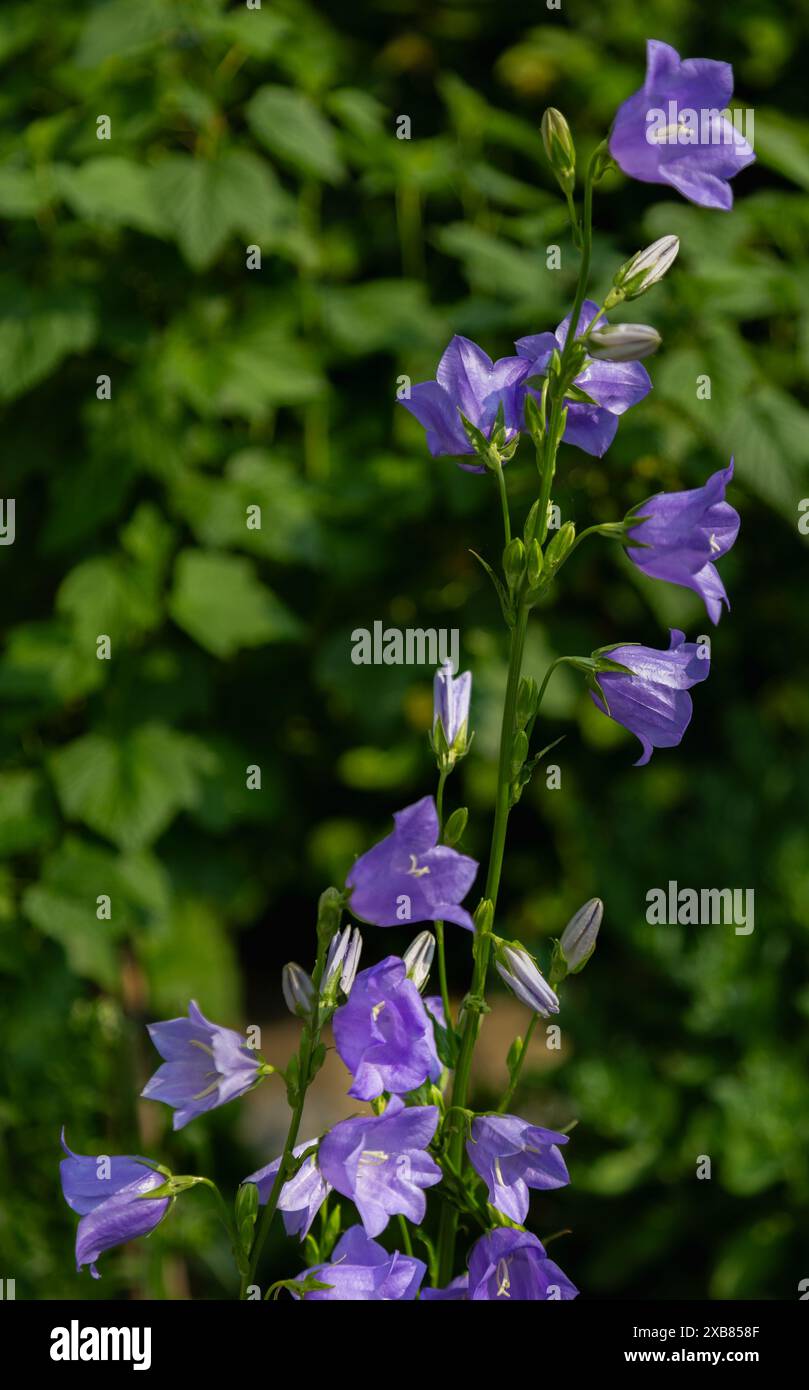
[435,147,602,1286]
[240,898,339,1296]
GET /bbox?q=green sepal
[469,549,514,627]
[443,805,469,846]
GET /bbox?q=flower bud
[588,323,662,362]
[544,520,576,572]
[495,943,560,1017]
[611,235,679,303]
[560,897,603,973]
[541,108,576,194]
[324,925,363,999]
[503,537,526,591]
[443,805,469,846]
[510,729,529,778]
[282,962,315,1019]
[316,886,343,945]
[474,898,494,936]
[403,930,435,991]
[433,663,472,767]
[526,538,544,589]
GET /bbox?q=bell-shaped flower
[591,628,710,765]
[399,336,529,466]
[59,1131,170,1279]
[318,1096,441,1238]
[332,956,441,1101]
[294,1225,425,1301]
[243,1141,330,1241]
[466,1228,579,1300]
[466,1114,570,1223]
[626,459,740,623]
[609,39,754,210]
[346,796,478,932]
[141,1000,260,1130]
[515,301,651,457]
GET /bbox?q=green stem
[433,146,600,1289]
[241,929,332,1297]
[434,769,452,1029]
[398,1214,414,1257]
[498,1014,538,1113]
[491,455,512,547]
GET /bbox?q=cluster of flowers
[59,39,752,1302]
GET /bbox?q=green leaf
[0,770,56,855]
[169,550,302,658]
[0,290,96,402]
[50,724,214,851]
[139,897,240,1020]
[152,150,291,270]
[55,158,167,236]
[247,86,345,183]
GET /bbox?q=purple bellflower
[466,1114,570,1223]
[423,1228,579,1301]
[592,628,710,765]
[515,302,652,457]
[243,1142,331,1240]
[627,459,740,623]
[141,1000,261,1130]
[346,795,478,932]
[609,40,755,210]
[319,1096,441,1237]
[400,335,530,466]
[60,1131,170,1279]
[333,956,442,1100]
[295,1225,425,1301]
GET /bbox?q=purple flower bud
[592,628,710,765]
[141,1001,261,1130]
[613,234,679,300]
[433,663,472,759]
[588,323,662,362]
[609,40,754,211]
[59,1131,170,1279]
[626,459,740,624]
[403,930,435,991]
[495,944,560,1017]
[282,963,315,1018]
[324,925,363,999]
[294,1225,426,1300]
[560,897,603,973]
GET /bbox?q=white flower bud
[588,323,662,362]
[403,930,435,992]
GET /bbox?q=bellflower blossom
[466,1114,570,1223]
[346,795,478,932]
[59,1131,170,1279]
[609,40,755,210]
[243,1141,330,1241]
[141,1000,260,1130]
[495,942,560,1017]
[294,1225,425,1301]
[423,1229,578,1301]
[591,628,710,765]
[332,955,441,1100]
[433,662,472,754]
[515,301,652,457]
[318,1096,442,1237]
[626,459,740,623]
[399,335,530,467]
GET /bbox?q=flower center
[407,854,430,877]
[359,1150,390,1166]
[496,1257,512,1298]
[709,532,721,553]
[371,1001,387,1021]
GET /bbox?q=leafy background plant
[1,0,808,1299]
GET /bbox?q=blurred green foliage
[1,0,808,1300]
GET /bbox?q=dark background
[1,0,808,1300]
